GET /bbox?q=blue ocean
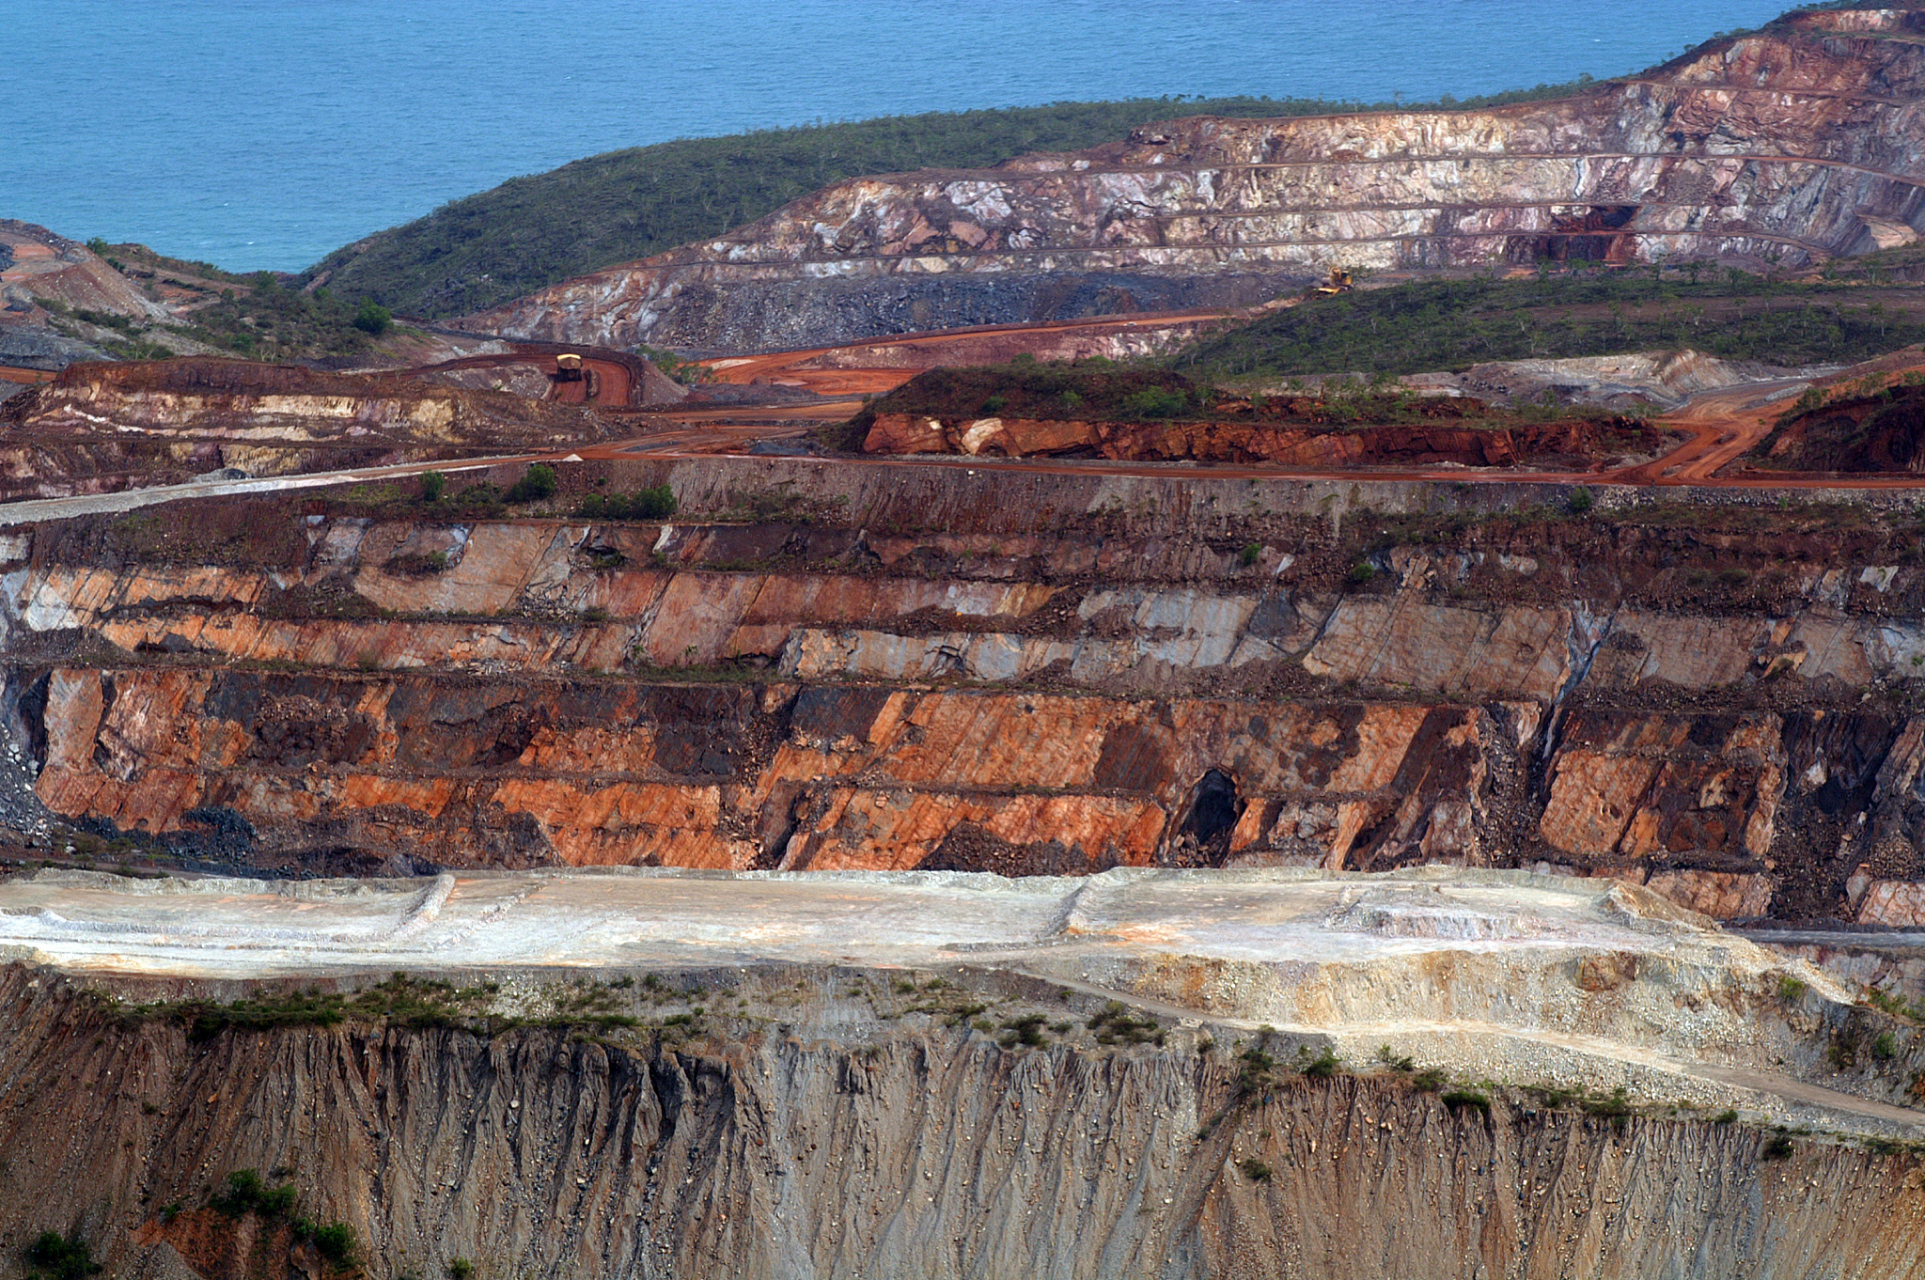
[3,0,1794,272]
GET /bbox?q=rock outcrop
[0,221,164,329]
[0,358,619,499]
[0,221,146,373]
[11,457,1925,922]
[464,13,1925,350]
[860,410,1658,466]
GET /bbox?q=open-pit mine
[14,6,1925,1280]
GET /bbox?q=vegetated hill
[4,228,420,367]
[462,11,1925,353]
[304,86,1604,321]
[1171,269,1925,380]
[846,360,1209,434]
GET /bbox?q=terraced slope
[8,457,1925,928]
[463,10,1925,352]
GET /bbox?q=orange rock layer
[13,497,1925,922]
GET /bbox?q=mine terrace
[11,8,1925,1280]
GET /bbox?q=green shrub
[1121,387,1192,419]
[998,1013,1049,1048]
[1777,974,1808,1003]
[1239,542,1262,567]
[450,482,504,514]
[1086,1000,1163,1046]
[1441,1089,1491,1115]
[1236,1045,1282,1095]
[506,464,558,503]
[577,483,675,520]
[213,1168,265,1215]
[418,471,446,503]
[448,1261,474,1280]
[1760,1132,1795,1161]
[1236,1157,1274,1183]
[1346,561,1377,585]
[1566,486,1594,515]
[1713,1108,1739,1124]
[1299,1045,1342,1078]
[25,1233,101,1280]
[351,299,392,336]
[309,1222,357,1266]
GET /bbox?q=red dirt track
[391,345,639,407]
[624,330,1925,492]
[697,309,1232,399]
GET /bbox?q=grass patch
[1175,271,1925,381]
[1440,1088,1491,1116]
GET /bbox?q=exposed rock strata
[0,359,619,499]
[0,220,163,329]
[466,16,1925,349]
[860,410,1658,466]
[11,470,1925,921]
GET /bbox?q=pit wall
[464,25,1925,350]
[12,460,1925,922]
[2,967,1920,1280]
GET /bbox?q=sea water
[1,0,1794,272]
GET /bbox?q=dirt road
[699,308,1233,399]
[2,864,1913,1137]
[0,339,1919,531]
[1602,379,1810,485]
[390,346,638,407]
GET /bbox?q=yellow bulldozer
[1310,267,1353,297]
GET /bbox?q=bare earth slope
[0,358,622,499]
[464,10,1925,351]
[3,868,1925,1279]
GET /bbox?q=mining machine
[1310,267,1353,296]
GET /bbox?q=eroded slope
[0,868,1923,1280]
